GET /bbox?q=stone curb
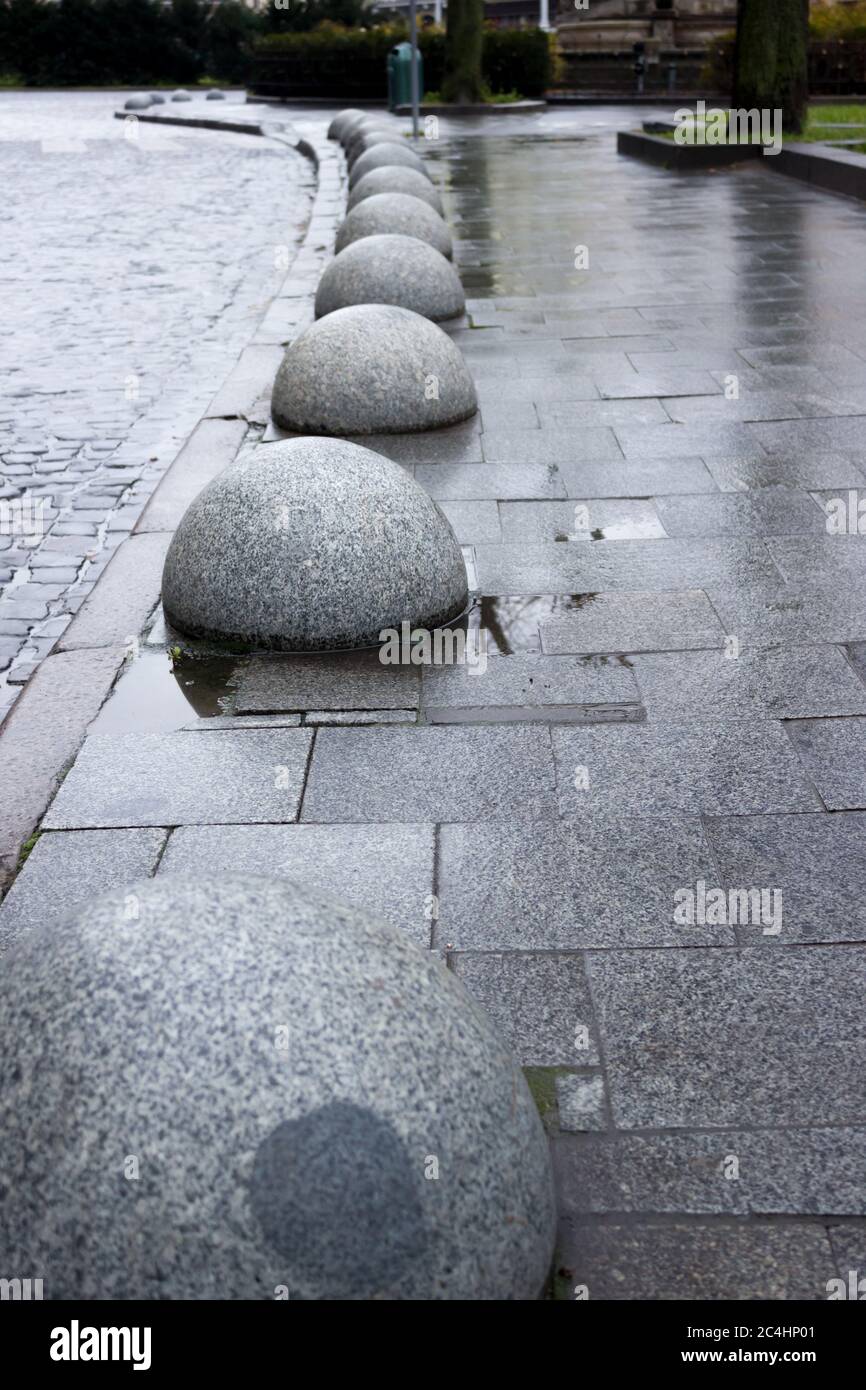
[619,128,866,203]
[0,116,341,896]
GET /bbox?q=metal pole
[434,0,442,22]
[409,0,420,141]
[539,0,550,31]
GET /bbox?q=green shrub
[252,23,550,101]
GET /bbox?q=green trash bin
[387,41,423,113]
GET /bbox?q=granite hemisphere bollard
[316,235,465,323]
[271,305,476,436]
[328,108,366,141]
[337,110,372,145]
[346,127,403,167]
[162,436,469,649]
[171,89,192,103]
[336,193,453,260]
[350,142,430,187]
[0,876,557,1299]
[124,94,154,111]
[348,166,446,217]
[206,89,225,101]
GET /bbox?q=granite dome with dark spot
[0,876,556,1299]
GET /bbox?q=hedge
[251,25,551,101]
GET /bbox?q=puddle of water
[91,593,633,733]
[93,649,246,734]
[473,594,598,654]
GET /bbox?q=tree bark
[733,0,809,134]
[442,0,484,105]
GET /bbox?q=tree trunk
[442,0,484,105]
[733,0,809,134]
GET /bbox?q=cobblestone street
[0,91,313,714]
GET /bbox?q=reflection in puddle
[93,649,245,734]
[473,595,598,654]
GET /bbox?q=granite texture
[271,307,477,436]
[158,823,434,944]
[162,437,468,650]
[561,1222,837,1301]
[587,945,866,1128]
[345,127,400,166]
[538,590,726,655]
[0,828,166,954]
[553,721,820,817]
[420,651,641,716]
[349,143,430,187]
[786,717,866,809]
[329,108,365,141]
[555,1075,607,1132]
[450,952,600,1067]
[348,166,445,216]
[236,650,420,713]
[631,645,866,722]
[705,811,866,944]
[335,194,452,260]
[438,815,723,950]
[0,877,556,1299]
[554,1129,866,1216]
[43,728,314,828]
[302,724,558,822]
[315,235,464,323]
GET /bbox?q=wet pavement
[0,90,313,715]
[4,100,866,1299]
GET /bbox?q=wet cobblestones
[0,91,313,718]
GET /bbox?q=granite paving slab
[481,428,623,465]
[560,1222,839,1301]
[414,463,567,501]
[498,499,665,543]
[655,487,826,537]
[766,535,866,586]
[553,720,820,817]
[707,583,866,646]
[587,945,866,1128]
[705,452,866,492]
[421,652,641,719]
[558,455,719,497]
[786,717,866,810]
[630,645,866,723]
[0,828,166,953]
[473,538,782,594]
[554,1129,866,1217]
[705,811,866,945]
[43,728,314,828]
[449,953,600,1067]
[301,724,558,822]
[236,652,420,714]
[157,822,434,945]
[539,590,726,655]
[438,814,724,950]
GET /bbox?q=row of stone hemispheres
[0,112,557,1302]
